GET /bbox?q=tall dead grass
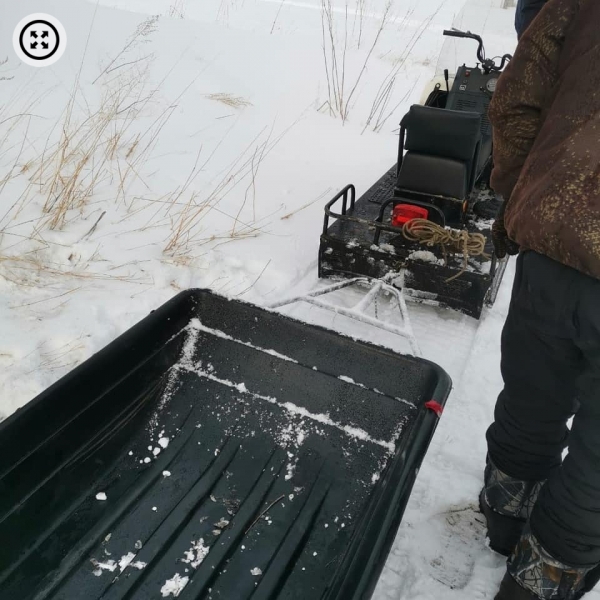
[0,17,165,291]
[352,0,368,49]
[93,16,158,85]
[206,93,253,109]
[28,59,155,230]
[0,16,166,234]
[320,0,392,122]
[168,0,186,19]
[163,125,283,257]
[364,6,442,133]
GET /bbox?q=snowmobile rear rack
[319,176,506,318]
[0,289,451,600]
[322,183,501,278]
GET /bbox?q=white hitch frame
[268,274,421,357]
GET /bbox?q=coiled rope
[402,218,490,282]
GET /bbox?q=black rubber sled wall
[0,289,451,600]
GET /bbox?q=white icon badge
[13,14,67,67]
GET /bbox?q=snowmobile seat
[396,105,482,200]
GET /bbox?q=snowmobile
[319,29,512,319]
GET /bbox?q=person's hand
[492,201,520,259]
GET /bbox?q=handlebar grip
[443,29,468,38]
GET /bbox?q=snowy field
[1,0,591,598]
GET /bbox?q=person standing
[479,0,600,598]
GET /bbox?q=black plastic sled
[0,289,451,600]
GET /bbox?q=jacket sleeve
[489,0,578,200]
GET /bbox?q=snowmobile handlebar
[443,28,484,61]
[443,29,482,41]
[444,29,485,64]
[443,28,511,74]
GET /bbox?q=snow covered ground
[0,0,459,415]
[1,0,593,598]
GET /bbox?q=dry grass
[352,0,368,49]
[0,57,15,82]
[0,77,46,196]
[93,16,158,84]
[0,252,150,288]
[0,16,165,235]
[29,60,155,230]
[0,8,290,299]
[0,97,48,232]
[280,188,333,220]
[162,120,293,257]
[271,0,287,34]
[0,21,166,288]
[168,0,186,18]
[0,114,35,199]
[163,145,264,255]
[364,6,441,133]
[206,93,253,109]
[115,64,209,208]
[234,258,271,296]
[320,0,392,122]
[0,222,156,294]
[217,0,245,23]
[34,338,86,373]
[11,335,88,376]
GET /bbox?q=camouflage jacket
[489,0,600,280]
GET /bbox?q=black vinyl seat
[396,105,482,200]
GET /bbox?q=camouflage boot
[495,525,594,600]
[480,457,544,556]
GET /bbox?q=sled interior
[0,289,451,600]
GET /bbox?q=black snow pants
[486,250,600,568]
[515,0,547,39]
